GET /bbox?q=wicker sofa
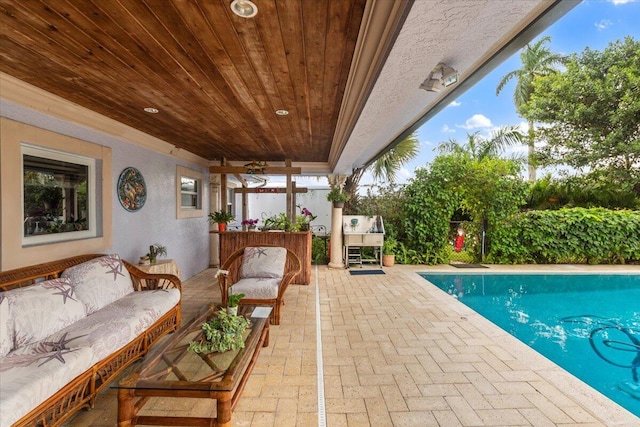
[0,254,182,427]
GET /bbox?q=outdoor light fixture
[419,72,442,93]
[244,160,268,174]
[439,63,459,87]
[419,62,459,92]
[230,0,258,18]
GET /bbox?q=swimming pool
[419,272,640,417]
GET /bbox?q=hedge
[488,207,640,264]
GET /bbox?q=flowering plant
[241,218,259,226]
[298,206,316,223]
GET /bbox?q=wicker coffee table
[114,304,271,427]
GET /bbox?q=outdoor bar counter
[219,231,312,285]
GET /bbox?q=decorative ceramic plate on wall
[117,167,147,212]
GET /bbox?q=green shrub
[402,155,525,264]
[311,237,327,264]
[526,173,639,210]
[489,207,640,264]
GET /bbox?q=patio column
[328,204,344,269]
[327,175,348,269]
[209,175,221,267]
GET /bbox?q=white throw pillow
[62,254,134,314]
[239,247,287,279]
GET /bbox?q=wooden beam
[292,181,297,220]
[233,187,308,194]
[221,174,227,213]
[209,166,302,175]
[242,190,248,229]
[221,159,248,187]
[286,159,293,222]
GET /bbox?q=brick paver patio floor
[67,264,639,426]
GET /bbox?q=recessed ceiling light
[275,109,289,116]
[144,107,159,114]
[230,0,258,18]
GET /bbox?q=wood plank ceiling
[0,0,366,163]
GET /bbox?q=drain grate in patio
[349,269,385,275]
[449,263,488,269]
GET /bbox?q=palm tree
[343,132,419,213]
[435,125,524,161]
[496,36,565,181]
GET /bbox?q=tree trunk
[343,168,364,213]
[527,119,536,182]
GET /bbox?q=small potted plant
[327,188,349,208]
[262,212,291,231]
[147,243,167,264]
[208,210,235,232]
[241,218,259,231]
[382,236,398,267]
[187,310,250,354]
[296,206,316,231]
[227,292,245,315]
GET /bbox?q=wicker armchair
[218,245,301,325]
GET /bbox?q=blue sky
[393,0,640,184]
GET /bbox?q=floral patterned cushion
[10,288,181,364]
[2,278,87,350]
[62,254,134,314]
[0,297,11,357]
[230,278,280,299]
[239,247,286,279]
[0,345,94,427]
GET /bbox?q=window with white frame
[176,165,204,218]
[181,177,200,209]
[227,187,236,218]
[22,144,97,246]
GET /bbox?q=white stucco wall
[234,188,333,233]
[110,143,210,280]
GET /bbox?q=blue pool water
[419,273,640,417]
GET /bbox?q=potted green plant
[208,210,235,232]
[382,236,398,267]
[327,188,349,208]
[147,243,167,264]
[262,212,291,231]
[187,310,250,354]
[227,292,245,315]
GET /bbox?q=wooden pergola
[209,159,306,224]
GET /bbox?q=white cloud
[516,120,530,133]
[595,19,613,30]
[421,139,433,147]
[608,0,637,5]
[459,114,492,130]
[441,124,455,134]
[398,167,412,182]
[448,101,462,107]
[508,144,529,154]
[359,171,375,187]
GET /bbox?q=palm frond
[371,132,419,182]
